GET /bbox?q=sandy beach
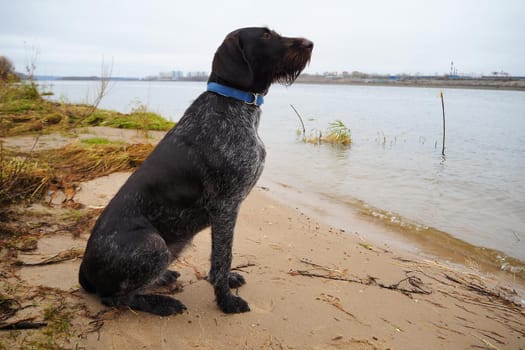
[0,127,523,349]
[2,169,522,349]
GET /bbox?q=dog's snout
[302,39,314,50]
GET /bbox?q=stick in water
[440,90,446,156]
[290,104,306,137]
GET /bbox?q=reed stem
[290,104,306,137]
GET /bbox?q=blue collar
[207,82,264,106]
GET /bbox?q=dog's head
[210,27,313,95]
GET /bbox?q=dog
[79,27,313,316]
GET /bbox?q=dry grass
[0,141,153,207]
[0,145,50,206]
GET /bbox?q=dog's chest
[225,126,265,195]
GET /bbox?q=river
[42,80,525,276]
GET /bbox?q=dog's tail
[79,262,97,294]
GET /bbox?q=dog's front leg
[208,205,250,313]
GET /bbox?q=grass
[13,299,77,350]
[85,104,174,131]
[80,137,118,145]
[43,305,73,334]
[325,120,352,145]
[0,138,154,207]
[0,82,175,137]
[302,119,352,146]
[0,80,166,207]
[291,105,352,147]
[0,149,51,206]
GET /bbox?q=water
[43,80,525,274]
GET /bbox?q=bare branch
[70,57,114,129]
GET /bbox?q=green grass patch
[86,104,175,131]
[80,137,114,145]
[0,82,175,137]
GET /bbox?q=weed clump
[301,119,352,146]
[291,106,352,147]
[325,120,352,145]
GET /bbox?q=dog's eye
[261,32,272,40]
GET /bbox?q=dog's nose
[302,39,314,50]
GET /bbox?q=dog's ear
[212,32,254,89]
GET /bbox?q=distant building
[158,71,173,80]
[187,71,208,78]
[172,71,184,80]
[323,71,339,79]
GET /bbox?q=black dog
[79,27,313,316]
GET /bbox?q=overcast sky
[2,0,524,77]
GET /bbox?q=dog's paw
[105,294,187,316]
[228,272,246,289]
[217,294,250,314]
[158,296,187,316]
[139,294,187,316]
[156,270,181,286]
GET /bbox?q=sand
[7,170,523,350]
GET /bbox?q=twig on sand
[231,262,257,272]
[320,293,356,319]
[15,248,84,266]
[443,273,521,308]
[0,318,47,331]
[81,308,123,339]
[290,259,431,296]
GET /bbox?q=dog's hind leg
[101,293,186,316]
[79,262,97,293]
[89,230,187,316]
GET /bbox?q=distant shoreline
[295,76,525,91]
[35,75,525,92]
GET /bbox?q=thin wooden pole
[440,90,446,156]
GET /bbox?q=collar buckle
[245,93,261,106]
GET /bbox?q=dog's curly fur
[79,27,313,316]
